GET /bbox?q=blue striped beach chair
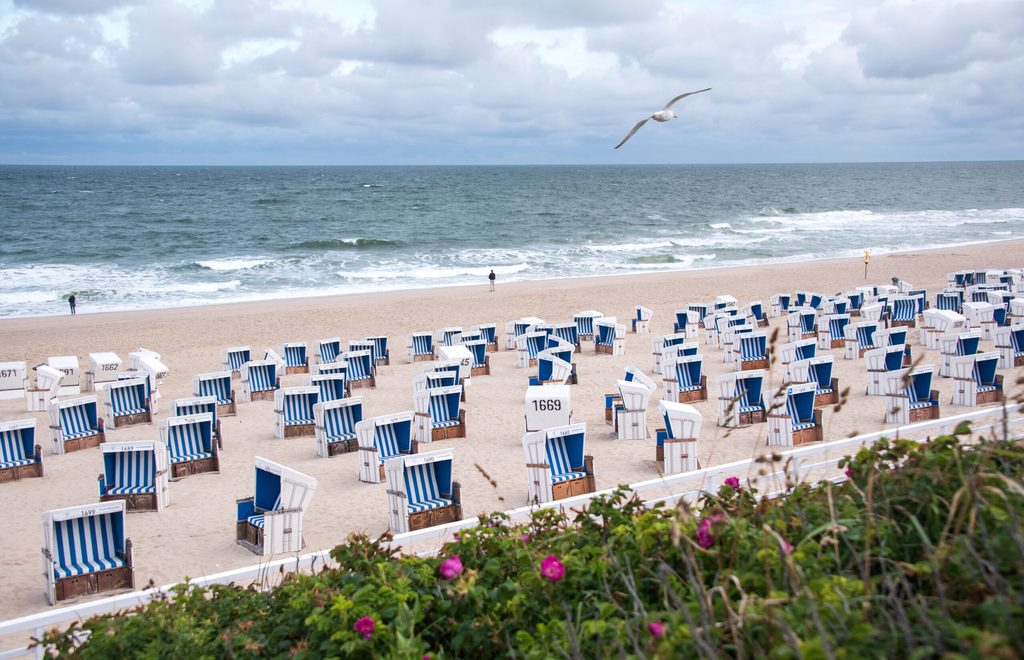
[552,323,580,351]
[573,311,602,341]
[274,386,319,439]
[530,351,573,386]
[672,309,696,337]
[522,423,594,504]
[413,384,465,443]
[310,373,350,402]
[413,369,459,394]
[192,371,237,416]
[98,440,169,512]
[787,307,817,342]
[613,376,655,440]
[746,300,768,327]
[314,396,363,457]
[822,297,848,317]
[103,378,153,430]
[767,382,822,447]
[241,359,279,403]
[160,412,219,479]
[655,400,701,474]
[516,331,548,368]
[342,350,376,389]
[817,314,851,350]
[173,395,223,448]
[632,306,653,334]
[716,370,767,428]
[367,335,391,365]
[473,323,499,352]
[222,346,251,379]
[27,364,64,412]
[48,395,106,454]
[407,332,434,363]
[795,355,838,407]
[770,294,791,318]
[884,365,939,425]
[438,327,463,348]
[281,342,309,374]
[663,355,707,403]
[604,366,655,424]
[42,501,133,604]
[737,332,769,371]
[845,291,864,316]
[940,330,981,377]
[651,332,688,374]
[0,418,42,482]
[779,338,816,367]
[356,411,416,482]
[844,321,878,360]
[865,345,907,396]
[385,448,461,533]
[236,457,317,556]
[952,351,1003,407]
[594,318,625,355]
[464,339,491,376]
[994,325,1024,368]
[314,338,342,370]
[890,296,918,328]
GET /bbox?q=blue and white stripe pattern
[283,391,317,426]
[227,349,250,372]
[375,422,404,460]
[575,315,595,337]
[467,341,487,368]
[59,401,101,440]
[345,352,374,384]
[675,359,702,391]
[596,324,615,347]
[846,292,862,311]
[197,375,232,405]
[108,381,148,416]
[546,436,586,483]
[319,340,341,364]
[526,334,546,358]
[739,335,766,362]
[247,494,281,529]
[736,377,764,414]
[904,372,935,410]
[1011,328,1024,356]
[810,361,833,395]
[936,291,961,312]
[51,512,125,579]
[957,334,980,357]
[892,298,916,323]
[315,376,348,402]
[167,420,213,464]
[856,325,876,351]
[673,311,689,333]
[429,391,461,429]
[249,363,277,392]
[322,403,359,444]
[785,388,817,431]
[412,334,433,356]
[175,399,217,425]
[478,325,497,345]
[369,336,389,363]
[0,427,34,469]
[404,464,452,513]
[829,317,849,342]
[284,344,306,368]
[799,311,816,334]
[554,324,578,347]
[103,450,156,495]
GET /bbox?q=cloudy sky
[1,0,1021,165]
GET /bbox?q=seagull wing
[614,117,651,149]
[662,87,711,110]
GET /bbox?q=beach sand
[0,239,1020,623]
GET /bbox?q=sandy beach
[0,239,1021,622]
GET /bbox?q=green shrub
[38,433,1024,658]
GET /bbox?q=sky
[0,0,1021,165]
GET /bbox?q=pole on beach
[863,249,871,280]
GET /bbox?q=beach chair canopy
[311,374,349,402]
[100,441,163,496]
[161,413,215,464]
[283,343,307,368]
[194,372,233,405]
[316,338,342,364]
[44,501,127,581]
[358,411,414,462]
[316,397,363,444]
[0,418,37,471]
[401,449,455,513]
[781,384,817,430]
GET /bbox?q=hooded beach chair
[632,306,654,334]
[663,355,707,404]
[48,395,105,454]
[767,383,823,447]
[714,294,738,310]
[873,327,911,366]
[530,350,574,387]
[936,290,963,314]
[670,310,692,338]
[769,293,791,318]
[0,418,42,482]
[963,301,996,339]
[522,423,594,504]
[994,324,1024,368]
[26,364,63,413]
[103,377,153,430]
[313,396,363,457]
[865,345,907,396]
[822,297,848,317]
[236,457,317,556]
[281,342,309,374]
[473,323,499,352]
[262,348,287,381]
[273,386,319,439]
[1009,299,1024,324]
[788,355,838,408]
[551,322,579,351]
[651,332,689,374]
[613,376,655,440]
[0,360,27,401]
[655,400,701,474]
[516,331,548,368]
[746,300,768,327]
[82,353,121,393]
[604,367,655,424]
[921,309,965,350]
[573,311,602,341]
[356,411,416,482]
[173,396,223,448]
[778,338,817,367]
[160,412,219,480]
[506,316,544,349]
[939,330,982,377]
[98,441,169,512]
[661,340,699,367]
[385,448,462,533]
[240,359,279,403]
[222,346,251,379]
[787,307,817,342]
[717,370,767,428]
[889,296,918,328]
[736,331,770,371]
[192,371,237,416]
[366,335,391,365]
[407,331,434,363]
[310,373,350,402]
[437,327,463,348]
[413,368,460,395]
[313,338,343,370]
[818,314,851,351]
[844,321,878,359]
[884,366,940,425]
[860,302,886,326]
[951,352,1003,407]
[42,501,133,605]
[688,303,710,328]
[594,317,626,355]
[414,384,465,443]
[845,291,864,316]
[463,339,491,376]
[720,321,753,365]
[46,355,80,396]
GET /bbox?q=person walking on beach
[67,293,76,315]
[488,269,496,292]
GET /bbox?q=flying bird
[614,87,711,149]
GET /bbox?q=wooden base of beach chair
[800,332,816,341]
[595,344,614,355]
[408,505,458,531]
[756,319,769,328]
[171,456,220,480]
[858,348,869,358]
[231,371,241,379]
[471,364,490,377]
[909,403,940,423]
[977,389,1004,405]
[284,423,315,438]
[890,320,916,329]
[285,365,309,375]
[0,458,43,483]
[739,410,766,426]
[112,411,152,429]
[101,492,158,513]
[830,339,845,349]
[236,522,265,554]
[250,389,276,402]
[486,342,498,353]
[431,419,466,441]
[411,354,433,362]
[55,544,133,603]
[63,430,106,454]
[327,438,359,456]
[604,395,620,424]
[217,397,237,417]
[350,377,376,390]
[850,310,861,317]
[677,379,708,404]
[792,425,823,446]
[740,358,769,371]
[551,469,595,501]
[814,391,838,408]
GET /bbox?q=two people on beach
[68,293,76,315]
[488,269,496,292]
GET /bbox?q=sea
[1,161,1022,318]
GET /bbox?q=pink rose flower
[541,554,565,582]
[353,615,375,640]
[439,556,463,580]
[521,532,531,543]
[724,476,741,489]
[695,518,715,549]
[648,621,665,638]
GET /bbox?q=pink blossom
[521,532,531,543]
[439,556,463,580]
[452,533,460,542]
[845,468,853,479]
[724,476,740,490]
[781,539,793,556]
[648,621,666,638]
[353,616,375,640]
[695,518,715,549]
[541,554,565,582]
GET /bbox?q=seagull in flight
[614,88,711,149]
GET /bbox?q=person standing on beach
[488,269,496,292]
[68,293,76,315]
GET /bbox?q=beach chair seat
[769,294,791,318]
[884,366,940,425]
[522,423,594,504]
[844,321,878,359]
[98,441,169,512]
[745,300,768,327]
[356,411,416,482]
[818,314,851,350]
[48,396,106,454]
[939,330,981,377]
[473,323,499,352]
[340,350,375,389]
[312,396,363,457]
[174,396,223,448]
[0,419,43,482]
[788,356,839,408]
[236,457,317,556]
[386,449,462,532]
[865,345,907,396]
[240,360,279,403]
[717,370,767,428]
[281,342,309,374]
[273,386,319,439]
[42,501,134,605]
[461,339,490,376]
[160,413,219,480]
[767,383,823,447]
[407,331,434,363]
[655,400,701,474]
[192,371,236,416]
[952,352,1003,407]
[787,307,817,342]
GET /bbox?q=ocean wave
[709,222,731,229]
[0,290,61,305]
[166,280,242,294]
[337,263,529,280]
[195,258,272,271]
[587,241,674,252]
[287,238,404,251]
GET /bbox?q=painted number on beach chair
[532,400,562,412]
[103,364,119,371]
